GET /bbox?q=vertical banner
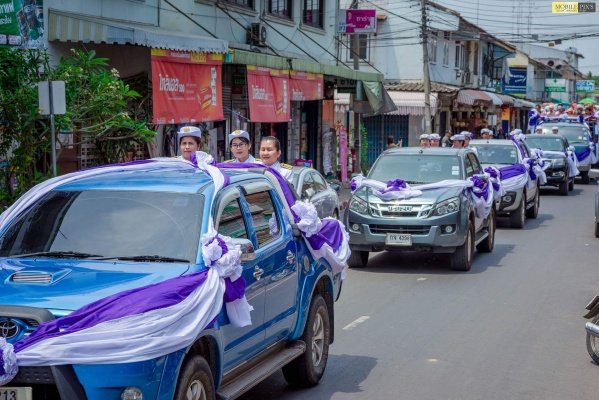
[246,65,290,122]
[339,126,348,183]
[0,0,44,48]
[289,71,324,101]
[151,49,223,124]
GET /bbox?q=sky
[432,0,599,75]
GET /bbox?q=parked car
[526,134,575,195]
[539,121,594,184]
[470,139,540,228]
[289,166,341,219]
[0,162,343,400]
[344,147,496,271]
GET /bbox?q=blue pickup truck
[0,161,343,400]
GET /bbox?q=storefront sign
[0,0,44,48]
[289,71,323,101]
[339,126,348,183]
[246,65,290,123]
[545,78,566,92]
[502,67,527,95]
[337,9,376,33]
[151,49,224,124]
[576,80,595,92]
[501,107,510,120]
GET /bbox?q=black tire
[525,189,539,219]
[174,355,215,400]
[595,222,599,238]
[569,176,574,191]
[332,209,339,220]
[509,196,525,229]
[450,220,474,271]
[587,315,599,364]
[582,171,591,184]
[347,250,369,268]
[283,294,330,387]
[477,209,495,253]
[559,179,569,196]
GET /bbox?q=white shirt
[235,154,256,163]
[269,161,293,180]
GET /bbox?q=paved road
[241,181,599,400]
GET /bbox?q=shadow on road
[352,242,515,275]
[241,354,377,400]
[496,212,554,229]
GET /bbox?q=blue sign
[576,80,595,92]
[502,67,527,95]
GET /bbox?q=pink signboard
[338,9,376,33]
[339,127,348,183]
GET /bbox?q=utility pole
[421,0,432,134]
[350,0,362,172]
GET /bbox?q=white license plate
[0,387,32,400]
[386,233,412,246]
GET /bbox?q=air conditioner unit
[247,23,267,47]
[463,71,472,84]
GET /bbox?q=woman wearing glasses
[227,130,256,163]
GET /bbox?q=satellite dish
[547,60,555,67]
[260,25,267,44]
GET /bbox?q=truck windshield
[0,190,203,262]
[475,144,519,165]
[526,137,565,152]
[369,154,463,184]
[556,126,590,144]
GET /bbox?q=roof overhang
[47,9,229,53]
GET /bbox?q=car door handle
[286,250,296,264]
[253,266,264,280]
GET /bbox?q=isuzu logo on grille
[389,205,413,212]
[0,319,19,339]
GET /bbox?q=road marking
[417,277,427,281]
[343,316,370,330]
[427,358,439,363]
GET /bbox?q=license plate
[386,233,412,246]
[0,388,32,400]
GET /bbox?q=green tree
[0,48,155,208]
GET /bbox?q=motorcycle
[584,294,599,363]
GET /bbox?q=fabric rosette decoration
[483,166,503,201]
[350,175,423,200]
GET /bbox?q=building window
[429,32,438,63]
[222,0,254,8]
[346,34,368,62]
[303,0,323,28]
[455,42,464,69]
[268,0,291,18]
[443,42,449,66]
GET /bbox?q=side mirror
[229,238,256,262]
[567,145,575,152]
[330,183,341,193]
[302,187,315,200]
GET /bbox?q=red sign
[290,71,323,101]
[247,66,290,123]
[151,49,224,124]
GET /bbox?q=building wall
[44,0,339,66]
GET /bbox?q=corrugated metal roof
[456,89,493,106]
[385,81,460,93]
[387,91,438,116]
[48,10,228,53]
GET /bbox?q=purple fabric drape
[499,164,527,180]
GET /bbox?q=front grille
[368,203,432,218]
[12,366,56,384]
[370,224,431,235]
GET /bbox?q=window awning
[513,98,536,108]
[229,48,384,82]
[386,91,438,116]
[47,9,229,53]
[456,89,493,106]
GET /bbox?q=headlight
[501,191,516,204]
[349,196,368,215]
[432,197,460,216]
[121,387,143,400]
